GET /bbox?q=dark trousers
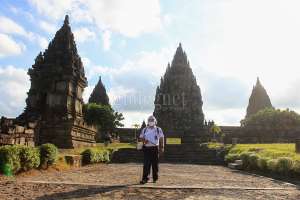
[142,146,159,181]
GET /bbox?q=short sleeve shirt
[139,126,164,147]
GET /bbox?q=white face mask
[148,121,155,126]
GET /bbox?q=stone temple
[153,43,204,133]
[88,76,110,106]
[246,78,273,118]
[16,15,97,148]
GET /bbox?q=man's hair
[147,115,157,125]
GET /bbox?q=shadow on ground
[36,184,138,200]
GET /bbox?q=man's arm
[159,137,164,153]
[158,128,164,153]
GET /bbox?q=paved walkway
[1,164,300,199]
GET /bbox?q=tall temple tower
[153,43,204,132]
[246,77,273,118]
[18,15,96,148]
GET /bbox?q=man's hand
[159,146,164,155]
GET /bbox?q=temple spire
[64,15,69,25]
[246,78,273,118]
[154,44,204,131]
[88,76,110,106]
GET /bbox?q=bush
[39,143,58,168]
[81,148,110,165]
[257,157,269,171]
[225,153,240,163]
[20,146,40,171]
[19,146,40,171]
[293,160,300,174]
[267,159,278,172]
[0,145,21,174]
[276,157,294,174]
[240,152,252,169]
[248,154,259,169]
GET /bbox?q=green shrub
[293,160,300,174]
[225,153,240,163]
[81,148,111,165]
[39,143,58,168]
[240,152,252,169]
[0,145,21,174]
[267,159,278,172]
[257,157,269,171]
[276,157,294,174]
[19,146,40,171]
[248,154,259,169]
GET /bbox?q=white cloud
[0,66,30,117]
[102,30,111,51]
[36,35,48,49]
[39,20,57,33]
[73,27,96,43]
[0,34,25,57]
[28,0,73,20]
[0,16,28,36]
[29,0,163,37]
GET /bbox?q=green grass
[229,144,300,160]
[166,138,181,144]
[59,143,135,156]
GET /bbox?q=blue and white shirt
[139,126,164,147]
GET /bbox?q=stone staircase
[111,144,221,164]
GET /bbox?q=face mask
[148,121,155,126]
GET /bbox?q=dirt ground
[1,163,300,200]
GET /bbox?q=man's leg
[151,147,159,182]
[142,148,151,182]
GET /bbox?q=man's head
[147,115,157,127]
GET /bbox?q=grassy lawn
[229,143,300,160]
[166,138,181,144]
[59,142,135,156]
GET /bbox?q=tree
[241,108,300,129]
[210,123,222,141]
[83,103,124,141]
[132,123,140,142]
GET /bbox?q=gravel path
[1,163,300,199]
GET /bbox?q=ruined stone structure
[153,43,204,133]
[88,76,110,106]
[0,117,35,146]
[246,78,273,118]
[16,15,96,148]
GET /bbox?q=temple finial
[64,15,69,25]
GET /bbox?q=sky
[1,0,300,127]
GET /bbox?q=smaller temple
[246,77,273,118]
[88,76,110,106]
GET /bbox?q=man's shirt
[139,126,164,147]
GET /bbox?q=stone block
[65,155,82,167]
[28,122,37,129]
[235,160,243,165]
[15,125,25,133]
[25,129,34,134]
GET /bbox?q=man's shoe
[153,179,158,183]
[140,179,148,184]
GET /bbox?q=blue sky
[1,0,300,127]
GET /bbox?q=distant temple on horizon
[245,77,273,118]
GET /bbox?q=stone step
[234,160,243,165]
[228,163,243,170]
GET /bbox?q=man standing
[139,115,164,184]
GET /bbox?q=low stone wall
[0,117,35,146]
